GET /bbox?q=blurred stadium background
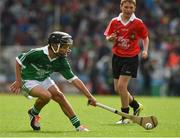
[0,0,179,96]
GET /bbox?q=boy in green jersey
[10,31,97,131]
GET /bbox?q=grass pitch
[0,94,180,137]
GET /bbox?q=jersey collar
[43,45,59,61]
[43,46,49,55]
[117,13,136,25]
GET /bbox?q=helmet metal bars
[48,31,73,54]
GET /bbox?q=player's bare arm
[141,36,149,59]
[10,61,22,94]
[71,79,97,106]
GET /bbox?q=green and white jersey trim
[16,57,26,69]
[16,46,76,81]
[19,48,36,63]
[67,76,78,83]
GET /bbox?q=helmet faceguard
[48,31,73,54]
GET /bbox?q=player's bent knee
[53,91,66,102]
[57,92,65,99]
[42,92,52,103]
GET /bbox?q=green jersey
[16,46,76,81]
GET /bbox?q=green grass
[0,94,180,137]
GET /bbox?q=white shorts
[21,77,55,96]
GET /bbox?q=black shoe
[133,103,143,116]
[28,109,41,130]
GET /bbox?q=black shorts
[112,54,139,79]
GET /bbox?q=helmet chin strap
[51,44,60,53]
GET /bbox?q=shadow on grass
[5,129,75,134]
[105,123,136,127]
[104,123,156,132]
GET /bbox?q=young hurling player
[10,31,97,131]
[104,0,149,124]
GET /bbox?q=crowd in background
[0,0,180,96]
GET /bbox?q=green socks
[31,106,41,115]
[70,116,80,128]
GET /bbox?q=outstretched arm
[10,60,22,94]
[71,78,96,106]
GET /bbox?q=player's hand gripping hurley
[95,102,158,130]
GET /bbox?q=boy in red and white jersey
[104,0,149,124]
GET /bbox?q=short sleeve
[137,21,148,39]
[104,19,115,37]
